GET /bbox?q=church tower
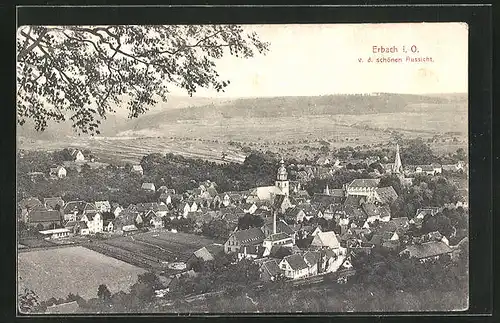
[392,144,403,174]
[275,157,289,196]
[392,144,407,185]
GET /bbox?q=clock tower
[275,157,289,196]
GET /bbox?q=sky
[169,22,468,98]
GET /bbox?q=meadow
[18,110,467,165]
[18,246,146,301]
[85,231,221,273]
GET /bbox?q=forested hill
[121,92,467,128]
[17,93,467,139]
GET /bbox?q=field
[18,246,146,301]
[86,231,221,272]
[18,111,468,165]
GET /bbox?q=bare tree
[17,25,269,134]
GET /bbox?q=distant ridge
[122,92,467,131]
[17,92,467,139]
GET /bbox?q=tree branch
[17,29,48,61]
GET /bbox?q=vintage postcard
[17,22,468,314]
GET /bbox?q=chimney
[273,210,277,235]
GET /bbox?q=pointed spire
[393,143,402,174]
[325,184,330,195]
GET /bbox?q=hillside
[17,93,467,140]
[120,93,467,132]
[17,95,230,139]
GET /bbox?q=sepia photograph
[16,22,469,314]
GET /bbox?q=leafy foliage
[237,213,264,230]
[17,25,269,134]
[378,174,402,195]
[391,175,459,218]
[401,138,436,165]
[201,219,230,239]
[97,284,112,302]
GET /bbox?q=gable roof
[311,231,340,249]
[262,219,294,235]
[272,194,287,208]
[205,243,224,256]
[115,210,141,226]
[303,251,321,266]
[283,254,308,271]
[63,201,87,214]
[375,186,399,204]
[378,217,410,233]
[83,203,98,213]
[344,195,365,207]
[284,207,305,219]
[28,209,61,223]
[297,190,311,198]
[193,244,224,261]
[269,245,293,259]
[311,193,344,206]
[232,227,266,245]
[261,259,281,277]
[348,179,380,188]
[362,203,391,219]
[402,241,452,259]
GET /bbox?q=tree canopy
[17,25,269,134]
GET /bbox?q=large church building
[247,158,290,202]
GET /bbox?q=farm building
[39,228,72,240]
[131,165,144,176]
[187,243,225,268]
[224,227,266,254]
[259,259,283,281]
[27,208,62,230]
[399,241,453,263]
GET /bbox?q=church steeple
[325,184,330,195]
[275,157,289,196]
[393,144,403,174]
